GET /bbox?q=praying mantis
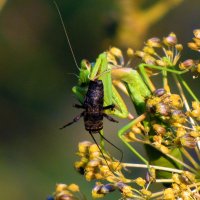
[68,44,198,180]
[52,2,200,197]
[67,33,200,182]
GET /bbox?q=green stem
[123,163,183,173]
[181,147,200,170]
[176,75,199,102]
[162,67,169,92]
[140,64,189,74]
[118,113,148,165]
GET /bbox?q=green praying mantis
[69,42,200,182]
[55,18,200,187]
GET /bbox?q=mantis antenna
[53,1,80,71]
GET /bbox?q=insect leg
[103,113,119,123]
[103,104,115,110]
[60,111,84,129]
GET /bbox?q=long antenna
[89,131,116,175]
[53,1,80,70]
[98,131,123,171]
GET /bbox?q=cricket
[60,79,118,132]
[55,2,124,172]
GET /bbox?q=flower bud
[140,189,152,197]
[125,131,136,141]
[146,37,161,47]
[144,55,156,65]
[131,125,142,134]
[135,177,146,187]
[193,29,200,39]
[156,103,171,116]
[127,48,134,57]
[78,141,92,154]
[159,145,170,154]
[153,88,166,97]
[193,38,200,46]
[179,59,194,70]
[175,44,183,51]
[135,51,145,58]
[92,184,104,198]
[56,184,68,193]
[180,134,196,148]
[116,182,134,198]
[171,110,186,124]
[188,42,199,51]
[190,131,200,137]
[143,46,155,55]
[197,63,200,73]
[85,171,95,181]
[163,32,177,46]
[100,184,116,194]
[68,184,79,192]
[163,188,175,199]
[153,124,166,135]
[109,47,123,58]
[156,59,167,67]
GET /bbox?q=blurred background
[1,0,200,199]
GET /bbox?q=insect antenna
[92,68,111,80]
[67,72,79,79]
[88,131,116,175]
[98,131,123,171]
[53,1,80,71]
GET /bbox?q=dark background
[1,0,200,199]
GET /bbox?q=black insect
[60,79,119,132]
[53,1,122,171]
[60,80,123,172]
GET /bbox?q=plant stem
[123,163,183,173]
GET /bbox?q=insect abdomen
[83,80,104,132]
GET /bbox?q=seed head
[188,42,199,51]
[153,124,166,136]
[109,47,123,58]
[135,177,146,187]
[143,46,156,55]
[146,37,161,48]
[163,32,177,46]
[175,44,183,51]
[193,29,200,39]
[179,59,194,70]
[156,59,167,67]
[163,188,175,199]
[127,48,134,57]
[56,184,68,193]
[140,189,152,197]
[180,134,196,148]
[153,88,166,97]
[135,51,145,58]
[68,184,80,192]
